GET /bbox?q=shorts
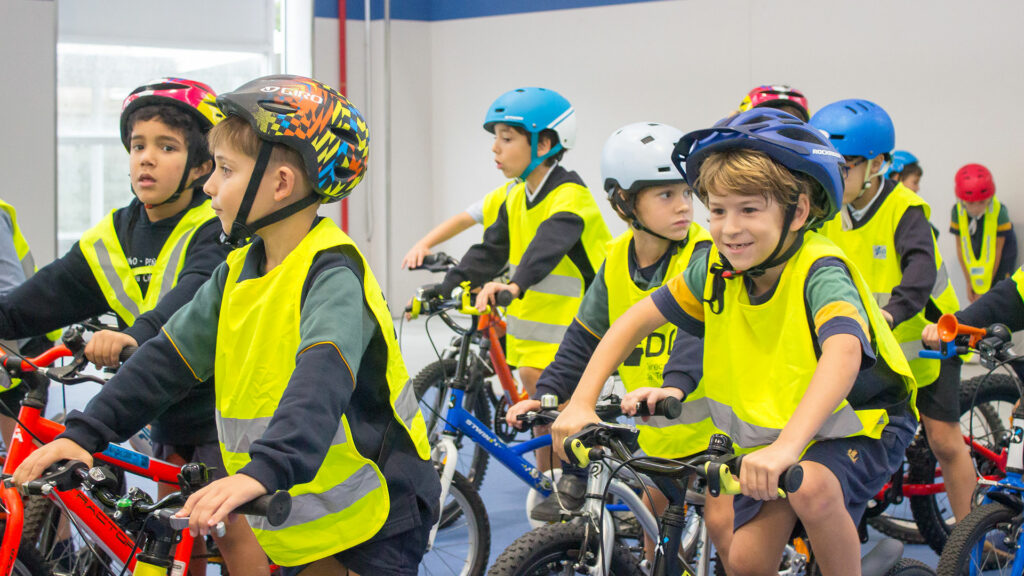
[152,441,228,480]
[0,384,26,416]
[733,408,917,530]
[278,495,435,576]
[916,356,963,423]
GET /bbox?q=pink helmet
[955,164,995,203]
[738,85,810,121]
[119,77,224,149]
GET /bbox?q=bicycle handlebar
[409,252,458,273]
[919,314,1016,363]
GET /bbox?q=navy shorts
[734,408,917,530]
[278,495,435,576]
[152,441,228,480]
[916,356,963,423]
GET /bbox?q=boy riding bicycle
[552,109,918,576]
[15,75,440,576]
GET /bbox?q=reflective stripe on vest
[79,202,216,326]
[1014,266,1024,302]
[216,218,430,566]
[604,225,721,458]
[702,232,916,454]
[821,183,959,387]
[504,177,611,367]
[956,199,1001,295]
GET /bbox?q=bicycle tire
[909,372,1018,554]
[414,358,492,491]
[885,558,936,576]
[487,522,642,576]
[936,502,1019,576]
[21,496,114,575]
[421,471,490,576]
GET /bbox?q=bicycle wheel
[21,496,114,575]
[886,558,936,576]
[936,502,1019,576]
[488,522,642,576]
[909,372,1018,554]
[414,358,492,490]
[421,471,490,576]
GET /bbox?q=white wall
[325,0,1024,307]
[3,0,57,262]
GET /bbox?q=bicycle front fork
[428,435,460,547]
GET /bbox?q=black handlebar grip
[732,456,803,494]
[634,396,682,419]
[234,491,291,527]
[420,253,444,266]
[119,346,138,363]
[495,290,515,307]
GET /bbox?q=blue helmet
[888,150,919,177]
[809,99,895,159]
[672,108,844,229]
[484,87,577,179]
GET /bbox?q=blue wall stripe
[315,0,664,22]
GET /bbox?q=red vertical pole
[338,0,349,232]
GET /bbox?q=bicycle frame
[475,313,525,405]
[872,434,1007,502]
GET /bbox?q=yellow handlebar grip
[707,462,786,498]
[409,298,422,319]
[458,281,490,315]
[569,439,591,467]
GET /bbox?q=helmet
[673,108,844,227]
[738,85,810,121]
[601,122,685,195]
[483,87,576,179]
[955,163,995,202]
[120,78,224,150]
[216,74,369,203]
[809,99,894,159]
[888,150,919,177]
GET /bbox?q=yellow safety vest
[0,201,61,343]
[481,183,511,231]
[605,224,720,458]
[505,179,611,368]
[956,198,1002,295]
[702,232,916,454]
[216,218,431,566]
[1014,265,1024,303]
[79,202,216,326]
[820,183,960,387]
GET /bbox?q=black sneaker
[530,474,586,522]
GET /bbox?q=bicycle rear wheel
[936,502,1019,576]
[487,522,642,576]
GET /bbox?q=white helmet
[601,122,686,197]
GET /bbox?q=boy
[887,150,921,191]
[15,74,439,576]
[504,121,730,557]
[0,79,264,573]
[552,109,917,576]
[436,87,611,434]
[811,99,976,527]
[950,163,1017,302]
[738,84,810,121]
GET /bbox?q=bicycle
[17,459,288,575]
[921,314,1024,576]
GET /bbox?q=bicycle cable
[116,514,152,576]
[966,356,1024,478]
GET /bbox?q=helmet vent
[494,107,506,113]
[258,100,299,115]
[776,127,824,145]
[330,126,360,148]
[657,166,671,172]
[641,135,655,145]
[135,82,187,94]
[334,165,355,180]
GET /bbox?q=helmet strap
[520,132,563,180]
[852,157,890,203]
[611,191,674,242]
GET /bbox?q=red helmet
[955,163,995,202]
[120,78,224,149]
[738,85,809,121]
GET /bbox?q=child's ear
[189,160,213,184]
[870,155,886,173]
[790,194,811,232]
[536,133,553,157]
[272,165,297,202]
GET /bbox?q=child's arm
[438,206,512,297]
[886,206,938,326]
[402,212,477,269]
[507,212,585,295]
[955,275,1024,333]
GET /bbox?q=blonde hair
[695,148,827,222]
[208,116,311,193]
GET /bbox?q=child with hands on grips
[552,109,918,576]
[15,75,439,576]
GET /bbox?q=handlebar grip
[918,349,952,360]
[420,253,447,266]
[119,346,138,363]
[634,396,682,419]
[495,290,515,307]
[234,491,291,527]
[707,457,803,497]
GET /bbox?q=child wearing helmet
[15,75,440,576]
[552,109,917,576]
[812,99,977,531]
[950,163,1017,301]
[436,87,612,434]
[737,84,811,122]
[0,78,266,573]
[887,150,921,191]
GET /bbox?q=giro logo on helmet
[259,85,324,104]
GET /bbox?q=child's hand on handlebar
[505,398,542,429]
[474,281,519,312]
[85,330,138,368]
[402,243,431,269]
[12,438,93,487]
[176,473,268,537]
[551,402,601,461]
[921,323,941,350]
[738,441,802,502]
[620,387,684,421]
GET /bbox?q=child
[504,121,731,557]
[950,163,1017,301]
[15,74,439,576]
[811,100,977,531]
[887,150,921,191]
[436,87,611,433]
[552,109,917,576]
[0,78,264,574]
[738,84,810,121]
[401,183,508,269]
